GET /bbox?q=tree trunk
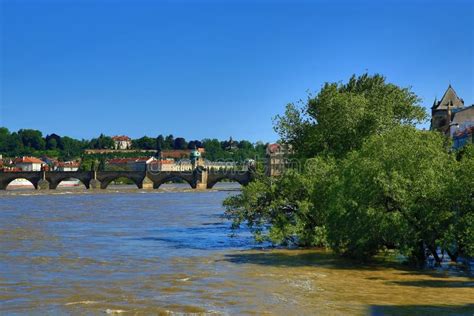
[428,244,442,266]
[411,240,427,268]
[446,249,458,262]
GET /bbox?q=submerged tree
[325,126,455,265]
[225,156,335,246]
[224,73,473,266]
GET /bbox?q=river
[1,184,473,315]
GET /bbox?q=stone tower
[430,85,464,134]
[190,147,207,189]
[190,147,203,170]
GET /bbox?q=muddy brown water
[1,184,473,315]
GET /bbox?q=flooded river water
[1,184,473,315]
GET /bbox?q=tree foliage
[225,157,335,246]
[274,73,426,158]
[0,128,266,166]
[325,127,457,264]
[225,73,473,266]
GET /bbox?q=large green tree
[274,73,426,158]
[224,73,474,266]
[18,129,45,151]
[89,134,114,149]
[325,126,455,265]
[132,136,156,150]
[225,157,335,246]
[443,145,474,261]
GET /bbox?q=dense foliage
[224,73,473,266]
[0,127,266,162]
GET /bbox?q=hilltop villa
[112,135,132,150]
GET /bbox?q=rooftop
[432,85,464,110]
[112,135,131,141]
[13,156,45,164]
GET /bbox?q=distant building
[266,143,292,177]
[149,157,237,172]
[430,85,474,149]
[112,135,132,150]
[149,159,193,172]
[42,156,59,169]
[225,137,238,151]
[13,157,45,171]
[57,161,80,171]
[84,149,156,154]
[159,148,205,160]
[106,157,157,171]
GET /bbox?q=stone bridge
[0,169,255,190]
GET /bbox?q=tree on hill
[89,134,114,149]
[173,137,187,150]
[164,134,174,150]
[187,140,203,149]
[132,136,156,150]
[156,135,165,151]
[18,129,45,151]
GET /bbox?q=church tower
[430,85,464,134]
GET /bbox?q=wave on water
[64,301,98,306]
[105,309,126,314]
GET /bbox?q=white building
[148,159,193,172]
[57,161,80,171]
[13,157,45,171]
[148,159,238,172]
[107,157,157,171]
[112,135,132,150]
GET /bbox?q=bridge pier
[142,176,154,189]
[195,168,208,190]
[37,171,49,190]
[89,179,101,189]
[88,171,100,189]
[37,179,49,190]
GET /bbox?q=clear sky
[1,0,473,142]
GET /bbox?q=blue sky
[1,0,473,142]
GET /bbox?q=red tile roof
[13,157,45,164]
[267,143,281,154]
[107,157,154,164]
[58,161,80,168]
[147,160,175,168]
[107,158,135,164]
[112,135,131,141]
[160,149,205,159]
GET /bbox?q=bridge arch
[151,174,195,189]
[53,177,88,189]
[99,176,143,189]
[0,172,42,190]
[4,178,36,190]
[47,173,91,189]
[206,172,251,189]
[95,171,146,189]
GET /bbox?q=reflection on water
[0,186,473,315]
